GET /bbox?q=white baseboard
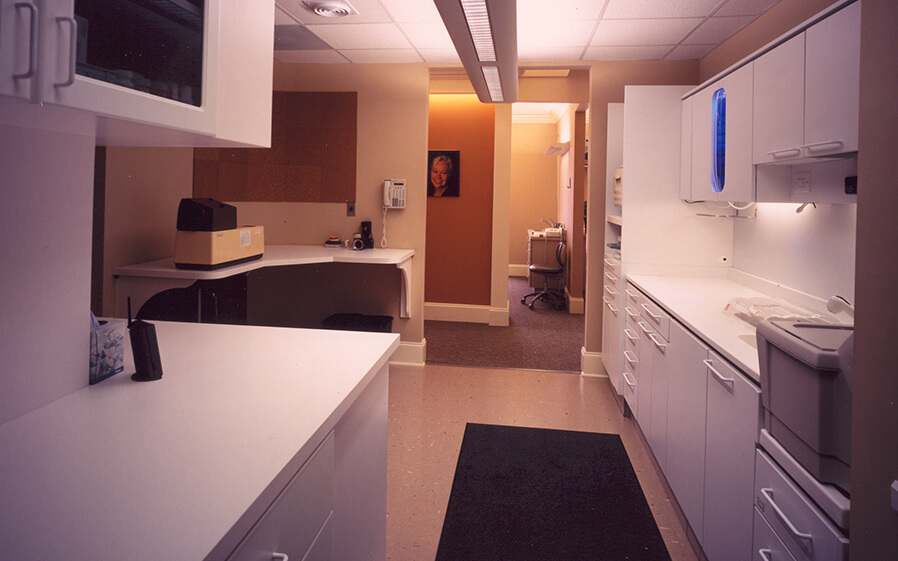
[581,347,607,378]
[424,302,509,326]
[390,339,427,366]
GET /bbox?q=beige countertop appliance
[174,198,264,270]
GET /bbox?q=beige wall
[852,0,898,557]
[509,123,559,268]
[102,147,194,316]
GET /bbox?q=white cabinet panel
[664,321,709,537]
[679,95,693,199]
[703,351,762,561]
[752,33,805,164]
[804,1,860,157]
[689,63,754,202]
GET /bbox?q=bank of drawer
[754,449,848,561]
[753,507,798,561]
[229,433,335,561]
[603,253,621,277]
[638,295,670,342]
[622,363,638,417]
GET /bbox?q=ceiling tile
[274,25,332,50]
[417,48,461,63]
[604,0,724,19]
[307,23,412,49]
[518,46,586,62]
[591,18,702,46]
[274,49,350,64]
[716,0,781,17]
[665,43,717,60]
[517,0,607,22]
[398,21,454,50]
[518,18,597,48]
[339,49,423,64]
[378,0,444,23]
[686,15,754,44]
[583,45,673,61]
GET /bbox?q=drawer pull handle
[625,288,638,299]
[601,296,618,314]
[622,371,637,388]
[704,359,734,389]
[604,285,619,297]
[603,258,615,268]
[648,332,667,350]
[758,549,773,561]
[625,306,638,319]
[272,554,289,561]
[624,328,638,343]
[640,303,661,321]
[766,147,801,159]
[624,350,638,365]
[760,487,813,553]
[604,271,618,282]
[13,2,39,80]
[638,321,653,335]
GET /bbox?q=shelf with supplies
[606,214,623,227]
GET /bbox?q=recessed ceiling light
[302,0,358,18]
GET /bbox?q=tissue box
[90,319,126,384]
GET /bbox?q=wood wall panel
[193,92,357,203]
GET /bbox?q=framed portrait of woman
[427,150,460,197]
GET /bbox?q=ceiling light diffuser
[302,0,358,18]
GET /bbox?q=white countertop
[627,275,767,381]
[0,321,399,561]
[113,244,414,280]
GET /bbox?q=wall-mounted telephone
[383,179,406,209]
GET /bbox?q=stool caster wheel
[528,303,535,310]
[521,298,527,305]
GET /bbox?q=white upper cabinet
[688,63,754,203]
[753,1,860,164]
[803,1,860,157]
[679,95,693,200]
[0,0,274,147]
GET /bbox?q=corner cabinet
[753,1,860,164]
[686,63,754,203]
[0,0,274,147]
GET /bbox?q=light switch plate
[346,202,355,216]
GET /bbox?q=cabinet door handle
[648,332,667,350]
[13,2,39,80]
[55,17,78,88]
[801,140,843,153]
[271,554,289,561]
[766,147,801,159]
[640,303,661,321]
[622,371,637,387]
[704,359,734,389]
[758,549,773,561]
[624,350,638,365]
[759,488,813,553]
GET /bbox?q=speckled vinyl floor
[386,364,700,561]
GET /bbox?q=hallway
[386,363,699,561]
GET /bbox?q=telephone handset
[383,179,407,209]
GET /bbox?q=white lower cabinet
[229,434,335,561]
[702,350,762,561]
[664,321,709,538]
[625,286,762,561]
[601,253,622,393]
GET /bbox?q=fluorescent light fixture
[434,0,518,103]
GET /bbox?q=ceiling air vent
[302,0,358,18]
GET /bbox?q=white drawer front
[754,449,848,561]
[637,294,670,342]
[622,363,638,416]
[754,507,798,561]
[229,434,335,561]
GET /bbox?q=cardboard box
[174,225,264,270]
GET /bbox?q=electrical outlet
[346,202,355,216]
